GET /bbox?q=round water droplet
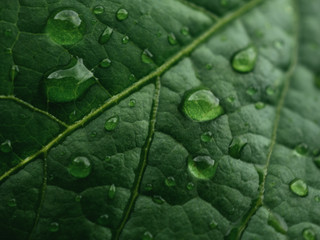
[108,184,116,199]
[246,86,258,96]
[165,176,176,187]
[104,155,111,162]
[152,195,165,205]
[141,49,154,64]
[273,40,284,50]
[93,5,104,15]
[187,182,195,190]
[116,8,128,21]
[49,222,59,232]
[68,156,92,178]
[201,131,213,143]
[145,183,153,191]
[75,194,82,202]
[142,231,153,240]
[129,74,136,81]
[188,155,217,180]
[268,212,288,234]
[209,219,218,229]
[7,198,16,207]
[181,26,189,36]
[255,102,265,110]
[99,26,113,44]
[181,88,224,122]
[290,179,308,197]
[295,143,308,155]
[232,46,258,73]
[10,65,19,81]
[266,86,275,96]
[46,9,86,45]
[314,155,320,169]
[205,63,213,70]
[168,33,177,45]
[128,99,136,107]
[228,137,247,159]
[44,58,96,102]
[1,140,12,153]
[122,35,129,44]
[97,214,109,226]
[104,115,119,131]
[303,228,316,240]
[315,195,320,202]
[100,58,111,68]
[90,131,97,138]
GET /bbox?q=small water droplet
[268,212,288,234]
[303,228,316,240]
[226,95,235,103]
[232,46,258,73]
[315,195,320,202]
[181,26,189,36]
[46,9,86,45]
[100,58,111,68]
[313,155,320,168]
[168,33,177,45]
[165,176,176,187]
[273,40,284,50]
[142,231,153,240]
[201,131,213,143]
[156,30,162,37]
[90,131,97,138]
[93,5,104,15]
[44,58,95,102]
[75,194,82,202]
[209,219,218,229]
[152,195,165,204]
[49,222,59,232]
[104,115,119,131]
[10,65,19,81]
[255,102,265,110]
[181,88,224,122]
[145,183,153,191]
[1,140,12,153]
[290,179,308,197]
[246,86,258,96]
[187,182,195,190]
[104,155,111,162]
[141,49,154,64]
[266,86,275,96]
[108,184,116,199]
[129,74,136,82]
[4,28,12,37]
[122,35,129,44]
[228,137,247,159]
[295,143,308,155]
[188,155,217,180]
[7,198,16,207]
[68,156,92,178]
[99,26,113,44]
[205,63,213,70]
[116,8,128,21]
[129,99,136,107]
[97,214,109,226]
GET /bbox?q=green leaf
[1,0,320,239]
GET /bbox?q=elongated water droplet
[168,33,177,45]
[68,156,92,178]
[128,99,136,107]
[165,176,176,187]
[7,198,16,207]
[145,183,153,191]
[99,26,113,44]
[181,88,224,122]
[100,58,111,68]
[201,131,213,143]
[122,35,129,44]
[268,212,288,234]
[1,140,12,153]
[228,137,247,159]
[141,49,154,64]
[152,195,165,204]
[314,155,320,168]
[295,143,308,155]
[290,179,308,197]
[75,194,82,202]
[49,222,59,232]
[188,155,217,180]
[10,65,19,81]
[116,9,128,21]
[104,115,119,131]
[246,86,258,96]
[93,5,104,15]
[108,184,116,199]
[209,219,218,229]
[181,26,189,36]
[255,102,265,110]
[97,214,109,226]
[46,9,85,45]
[142,231,153,240]
[187,182,195,190]
[44,58,95,102]
[303,228,316,240]
[232,46,258,73]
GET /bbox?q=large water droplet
[141,49,154,64]
[268,212,288,234]
[201,131,213,143]
[97,214,109,226]
[168,33,177,45]
[228,137,247,159]
[303,228,316,240]
[290,179,308,197]
[116,9,128,21]
[104,115,119,131]
[46,9,85,45]
[165,176,176,187]
[93,5,104,15]
[181,88,224,122]
[99,26,113,44]
[232,46,258,73]
[152,195,165,205]
[49,222,59,232]
[1,140,12,153]
[44,58,95,102]
[7,198,16,207]
[188,155,217,180]
[68,156,92,178]
[122,35,129,44]
[142,231,153,240]
[100,58,111,68]
[108,184,116,199]
[295,143,308,155]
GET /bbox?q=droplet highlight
[100,58,111,68]
[122,35,129,44]
[188,155,217,180]
[232,46,258,73]
[104,115,119,131]
[108,184,116,199]
[290,179,308,197]
[68,156,92,178]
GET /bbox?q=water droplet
[116,8,128,21]
[7,198,16,207]
[246,86,258,96]
[10,65,19,81]
[145,183,153,191]
[49,222,59,232]
[90,131,97,138]
[99,26,113,44]
[315,195,320,202]
[4,28,12,37]
[97,214,109,226]
[205,63,213,70]
[181,88,224,122]
[104,115,119,131]
[100,58,111,68]
[266,86,275,96]
[188,155,217,180]
[104,155,111,162]
[268,212,288,234]
[68,156,92,178]
[168,33,177,45]
[46,9,85,45]
[44,58,95,102]
[129,74,136,82]
[228,137,247,159]
[290,179,308,197]
[313,155,320,168]
[108,184,116,199]
[187,182,195,190]
[165,176,176,187]
[122,35,129,44]
[181,26,189,36]
[273,40,284,50]
[209,219,218,229]
[303,228,316,240]
[201,131,213,143]
[1,140,12,153]
[142,231,153,240]
[152,195,165,204]
[93,5,104,15]
[141,49,154,64]
[232,46,258,73]
[226,95,235,103]
[295,143,308,155]
[128,99,136,107]
[220,0,228,6]
[75,194,82,202]
[255,102,265,110]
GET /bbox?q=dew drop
[1,140,12,153]
[68,156,92,178]
[128,99,136,107]
[90,131,97,138]
[290,179,308,197]
[48,222,59,232]
[145,183,153,191]
[181,26,189,36]
[232,46,258,73]
[181,88,224,122]
[295,143,308,155]
[226,95,235,103]
[188,155,217,180]
[266,86,275,96]
[268,212,288,234]
[152,195,165,205]
[75,194,82,202]
[209,219,218,229]
[255,102,265,110]
[201,131,213,143]
[165,176,176,187]
[46,9,85,45]
[10,65,19,81]
[273,39,284,50]
[205,63,213,70]
[142,231,153,240]
[228,137,247,159]
[129,74,136,82]
[99,26,113,44]
[116,8,128,21]
[246,86,258,96]
[7,198,16,207]
[108,184,116,199]
[313,155,320,168]
[44,58,95,102]
[104,115,119,131]
[97,214,109,226]
[122,35,129,44]
[93,5,104,15]
[100,58,111,68]
[303,228,316,240]
[187,182,195,190]
[168,33,177,45]
[104,155,111,162]
[141,49,154,64]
